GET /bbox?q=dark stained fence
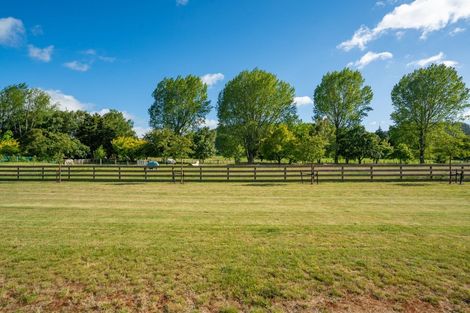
[0,164,468,183]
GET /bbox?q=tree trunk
[419,130,426,164]
[334,127,341,164]
[247,150,255,164]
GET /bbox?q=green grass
[0,182,469,312]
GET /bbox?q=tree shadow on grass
[241,183,284,187]
[107,182,145,186]
[393,183,428,187]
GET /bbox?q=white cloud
[63,61,90,72]
[449,26,466,36]
[176,0,189,5]
[339,0,470,51]
[293,96,314,106]
[92,108,134,121]
[407,52,458,67]
[348,51,393,69]
[0,17,25,47]
[201,73,224,87]
[28,44,54,62]
[44,89,90,111]
[133,126,152,138]
[202,118,218,129]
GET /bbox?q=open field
[0,182,469,312]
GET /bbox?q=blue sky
[1,0,469,136]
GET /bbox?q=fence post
[200,166,202,182]
[68,166,71,180]
[119,166,121,180]
[284,166,287,181]
[42,166,45,180]
[227,167,230,181]
[341,166,344,182]
[400,165,403,180]
[370,166,373,181]
[16,166,19,180]
[430,165,433,180]
[254,166,257,182]
[93,166,96,180]
[144,166,147,182]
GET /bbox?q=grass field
[0,182,469,312]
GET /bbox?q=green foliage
[143,128,175,157]
[0,130,20,156]
[431,123,469,163]
[149,75,210,135]
[143,129,193,160]
[260,124,296,164]
[215,126,245,163]
[217,69,296,163]
[111,136,146,161]
[76,110,134,156]
[166,134,193,160]
[191,127,216,162]
[338,126,381,164]
[391,64,470,163]
[93,145,107,162]
[0,83,55,141]
[313,68,373,163]
[392,143,414,164]
[24,129,89,161]
[292,123,327,163]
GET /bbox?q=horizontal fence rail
[0,164,468,183]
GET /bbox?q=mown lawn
[0,182,469,312]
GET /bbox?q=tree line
[1,65,469,164]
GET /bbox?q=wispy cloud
[44,89,90,111]
[176,0,189,6]
[63,61,90,72]
[81,49,116,63]
[30,25,43,36]
[0,17,25,47]
[339,0,470,51]
[201,73,224,87]
[407,52,458,68]
[449,27,466,36]
[293,96,313,107]
[28,44,54,62]
[348,51,393,69]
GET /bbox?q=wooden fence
[0,164,467,183]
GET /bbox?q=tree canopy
[391,64,470,163]
[314,68,373,163]
[217,69,296,163]
[149,75,211,135]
